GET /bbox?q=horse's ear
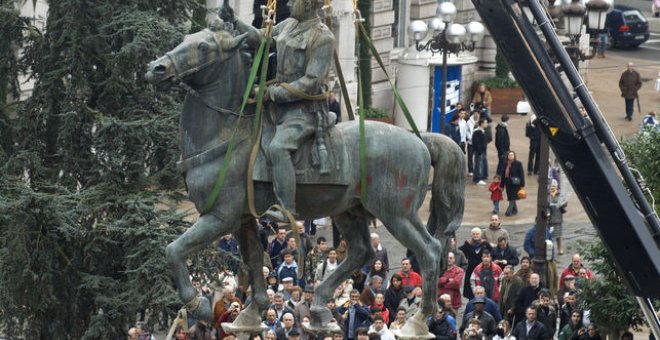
[221,32,247,51]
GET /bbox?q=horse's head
[146,26,247,88]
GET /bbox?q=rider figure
[236,0,336,221]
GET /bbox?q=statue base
[391,311,436,339]
[301,321,342,336]
[220,323,268,340]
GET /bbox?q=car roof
[613,5,643,12]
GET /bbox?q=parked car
[605,5,651,48]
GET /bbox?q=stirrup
[264,207,297,223]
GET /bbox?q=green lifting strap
[357,66,367,204]
[358,22,421,138]
[201,39,268,215]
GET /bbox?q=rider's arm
[235,19,268,48]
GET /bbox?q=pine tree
[0,1,237,338]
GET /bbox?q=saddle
[252,110,349,186]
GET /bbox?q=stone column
[330,0,357,121]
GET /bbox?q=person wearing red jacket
[438,251,465,309]
[559,254,594,289]
[398,258,423,288]
[489,175,504,214]
[470,250,503,303]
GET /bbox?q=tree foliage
[0,0,237,338]
[578,129,660,335]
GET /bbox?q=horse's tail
[421,133,466,271]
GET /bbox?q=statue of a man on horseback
[235,0,335,221]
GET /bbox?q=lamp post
[408,1,485,134]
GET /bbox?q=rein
[177,81,253,117]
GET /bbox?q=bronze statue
[146,15,465,339]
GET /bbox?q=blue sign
[431,65,462,133]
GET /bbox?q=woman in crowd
[546,179,568,255]
[366,259,389,290]
[500,150,525,216]
[384,274,404,317]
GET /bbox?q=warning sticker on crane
[549,127,559,136]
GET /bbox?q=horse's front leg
[222,215,270,334]
[165,213,233,321]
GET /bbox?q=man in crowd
[557,275,577,306]
[472,118,490,185]
[559,292,579,331]
[536,290,558,336]
[262,307,284,334]
[286,222,312,261]
[398,285,421,319]
[398,258,423,287]
[268,228,289,268]
[360,275,384,307]
[294,285,314,322]
[459,297,497,338]
[482,215,509,248]
[315,248,340,284]
[460,228,493,299]
[470,250,503,302]
[466,110,481,176]
[212,285,242,330]
[512,307,551,340]
[272,292,295,321]
[526,113,541,175]
[305,236,328,284]
[495,114,511,173]
[368,315,396,340]
[559,254,594,289]
[275,312,298,340]
[500,265,524,324]
[618,62,642,121]
[515,273,543,325]
[364,232,389,273]
[463,285,503,322]
[337,290,371,340]
[492,236,520,270]
[427,303,457,340]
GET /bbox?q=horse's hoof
[305,305,341,335]
[309,305,334,325]
[189,296,212,322]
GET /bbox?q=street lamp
[559,0,611,61]
[408,1,485,133]
[586,0,610,32]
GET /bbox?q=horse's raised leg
[165,213,233,321]
[379,214,442,338]
[224,215,269,334]
[309,210,373,331]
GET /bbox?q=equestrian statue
[145,0,465,337]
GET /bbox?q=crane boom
[470,0,660,298]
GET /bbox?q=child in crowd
[489,175,503,214]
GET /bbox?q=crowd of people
[128,211,609,340]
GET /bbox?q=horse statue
[146,24,465,338]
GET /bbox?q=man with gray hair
[499,265,523,324]
[360,274,384,306]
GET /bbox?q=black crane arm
[471,0,660,298]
